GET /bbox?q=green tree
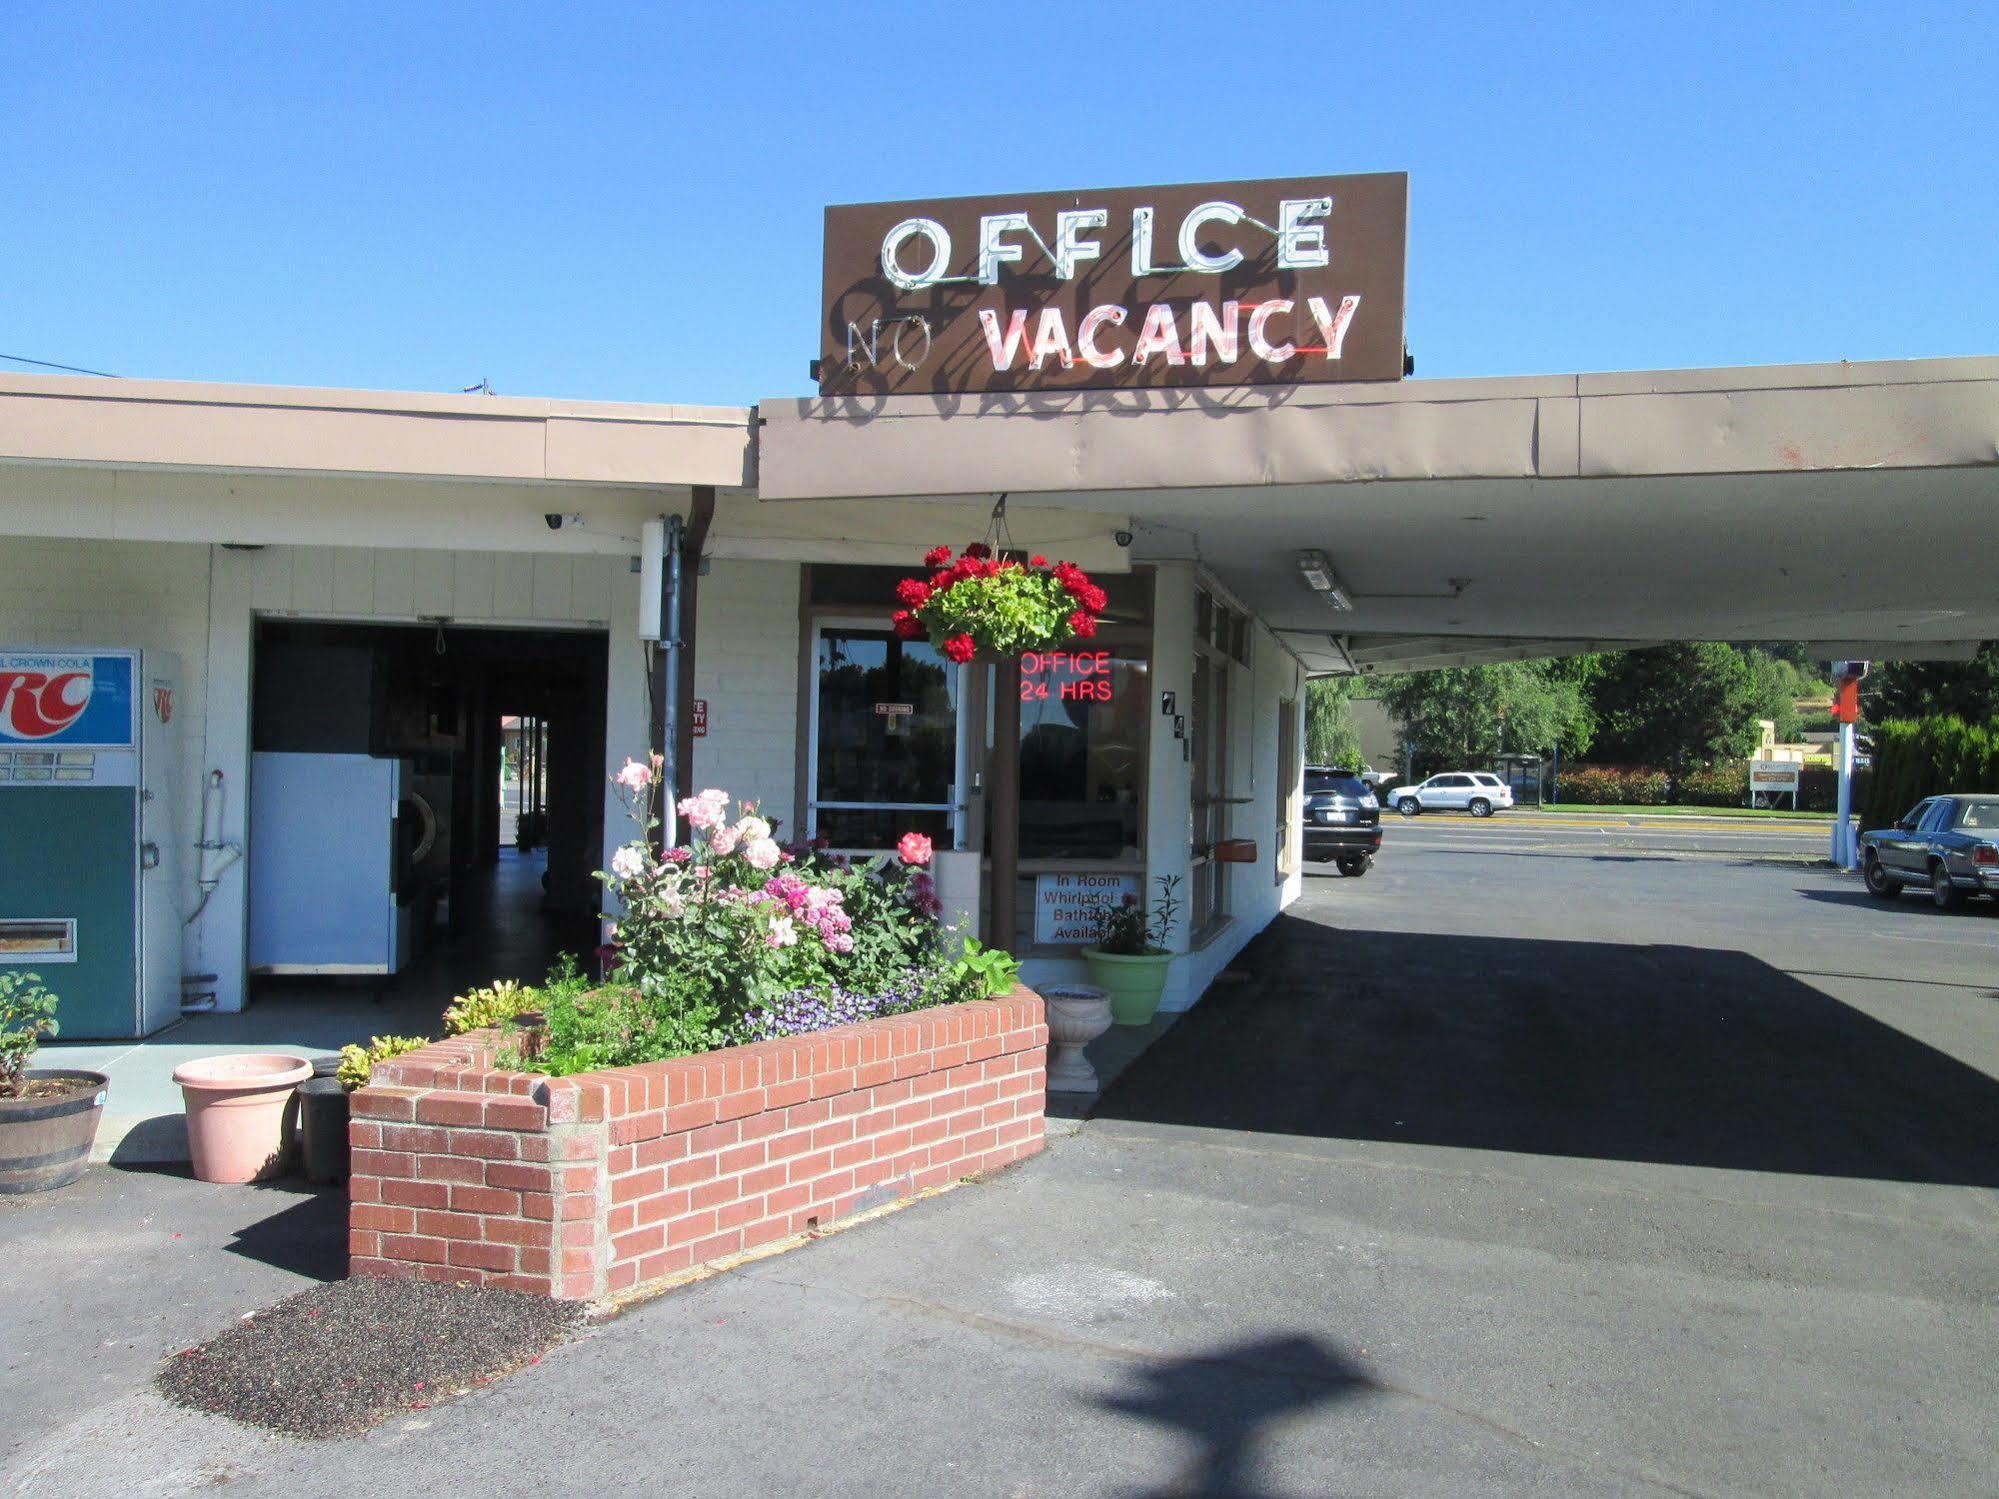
[1587,643,1762,773]
[1375,662,1593,772]
[1862,643,1999,724]
[1304,676,1364,766]
[1742,647,1824,743]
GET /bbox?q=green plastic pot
[1081,948,1173,1026]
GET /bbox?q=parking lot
[5,817,1996,1496]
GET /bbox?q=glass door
[808,622,966,850]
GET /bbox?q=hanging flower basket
[893,543,1107,661]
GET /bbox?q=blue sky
[6,3,1992,405]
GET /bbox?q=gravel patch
[155,1276,582,1438]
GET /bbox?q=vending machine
[0,649,183,1039]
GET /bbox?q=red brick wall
[349,988,1047,1301]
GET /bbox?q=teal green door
[0,788,136,1039]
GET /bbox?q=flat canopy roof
[0,371,754,490]
[759,355,1999,673]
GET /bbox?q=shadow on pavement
[1797,887,1999,919]
[223,1181,350,1282]
[1094,913,1999,1187]
[1097,1333,1371,1499]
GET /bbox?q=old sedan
[1859,794,1999,910]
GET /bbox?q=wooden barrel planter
[0,1070,109,1194]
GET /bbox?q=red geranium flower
[1077,583,1108,612]
[1030,554,1048,567]
[943,633,976,663]
[1069,610,1098,638]
[896,577,932,608]
[924,544,953,568]
[891,610,922,640]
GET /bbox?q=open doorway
[246,620,608,1012]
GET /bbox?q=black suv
[1302,766,1382,876]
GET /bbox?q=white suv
[1387,772,1515,818]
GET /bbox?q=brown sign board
[820,173,1406,397]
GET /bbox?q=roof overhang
[757,356,1999,672]
[0,372,755,490]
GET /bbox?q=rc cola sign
[0,653,136,747]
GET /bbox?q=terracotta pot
[1081,948,1173,1027]
[172,1054,312,1183]
[1040,984,1114,1092]
[0,1070,109,1194]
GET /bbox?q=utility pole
[1829,660,1868,869]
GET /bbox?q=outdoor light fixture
[1295,549,1354,611]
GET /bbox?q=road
[1371,806,1831,862]
[5,825,1996,1497]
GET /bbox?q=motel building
[3,174,1996,1096]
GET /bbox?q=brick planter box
[348,988,1047,1301]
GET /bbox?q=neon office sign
[819,173,1407,395]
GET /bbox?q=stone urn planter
[1040,984,1114,1092]
[1081,949,1173,1027]
[173,1054,312,1183]
[0,1070,109,1194]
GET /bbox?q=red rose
[1069,610,1098,638]
[964,542,992,560]
[891,610,923,640]
[896,577,932,608]
[1030,554,1048,567]
[943,633,976,663]
[924,545,953,568]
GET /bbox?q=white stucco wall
[687,560,802,830]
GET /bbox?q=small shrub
[336,1034,431,1092]
[442,979,531,1037]
[1678,765,1749,807]
[1554,765,1669,805]
[0,972,59,1097]
[511,976,722,1078]
[1086,875,1183,956]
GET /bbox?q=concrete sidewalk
[5,849,1995,1496]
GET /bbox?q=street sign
[1749,759,1800,808]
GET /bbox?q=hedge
[1863,716,1999,826]
[1556,765,1671,804]
[1556,761,1863,810]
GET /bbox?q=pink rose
[660,846,692,864]
[897,831,934,866]
[708,824,740,856]
[744,837,781,871]
[766,916,798,948]
[614,759,653,791]
[679,795,722,831]
[609,845,647,881]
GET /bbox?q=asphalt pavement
[4,822,1995,1497]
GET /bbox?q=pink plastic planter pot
[172,1054,313,1183]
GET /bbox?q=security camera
[1113,529,1135,548]
[545,513,564,531]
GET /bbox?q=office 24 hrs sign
[820,173,1407,396]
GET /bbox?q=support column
[989,653,1021,950]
